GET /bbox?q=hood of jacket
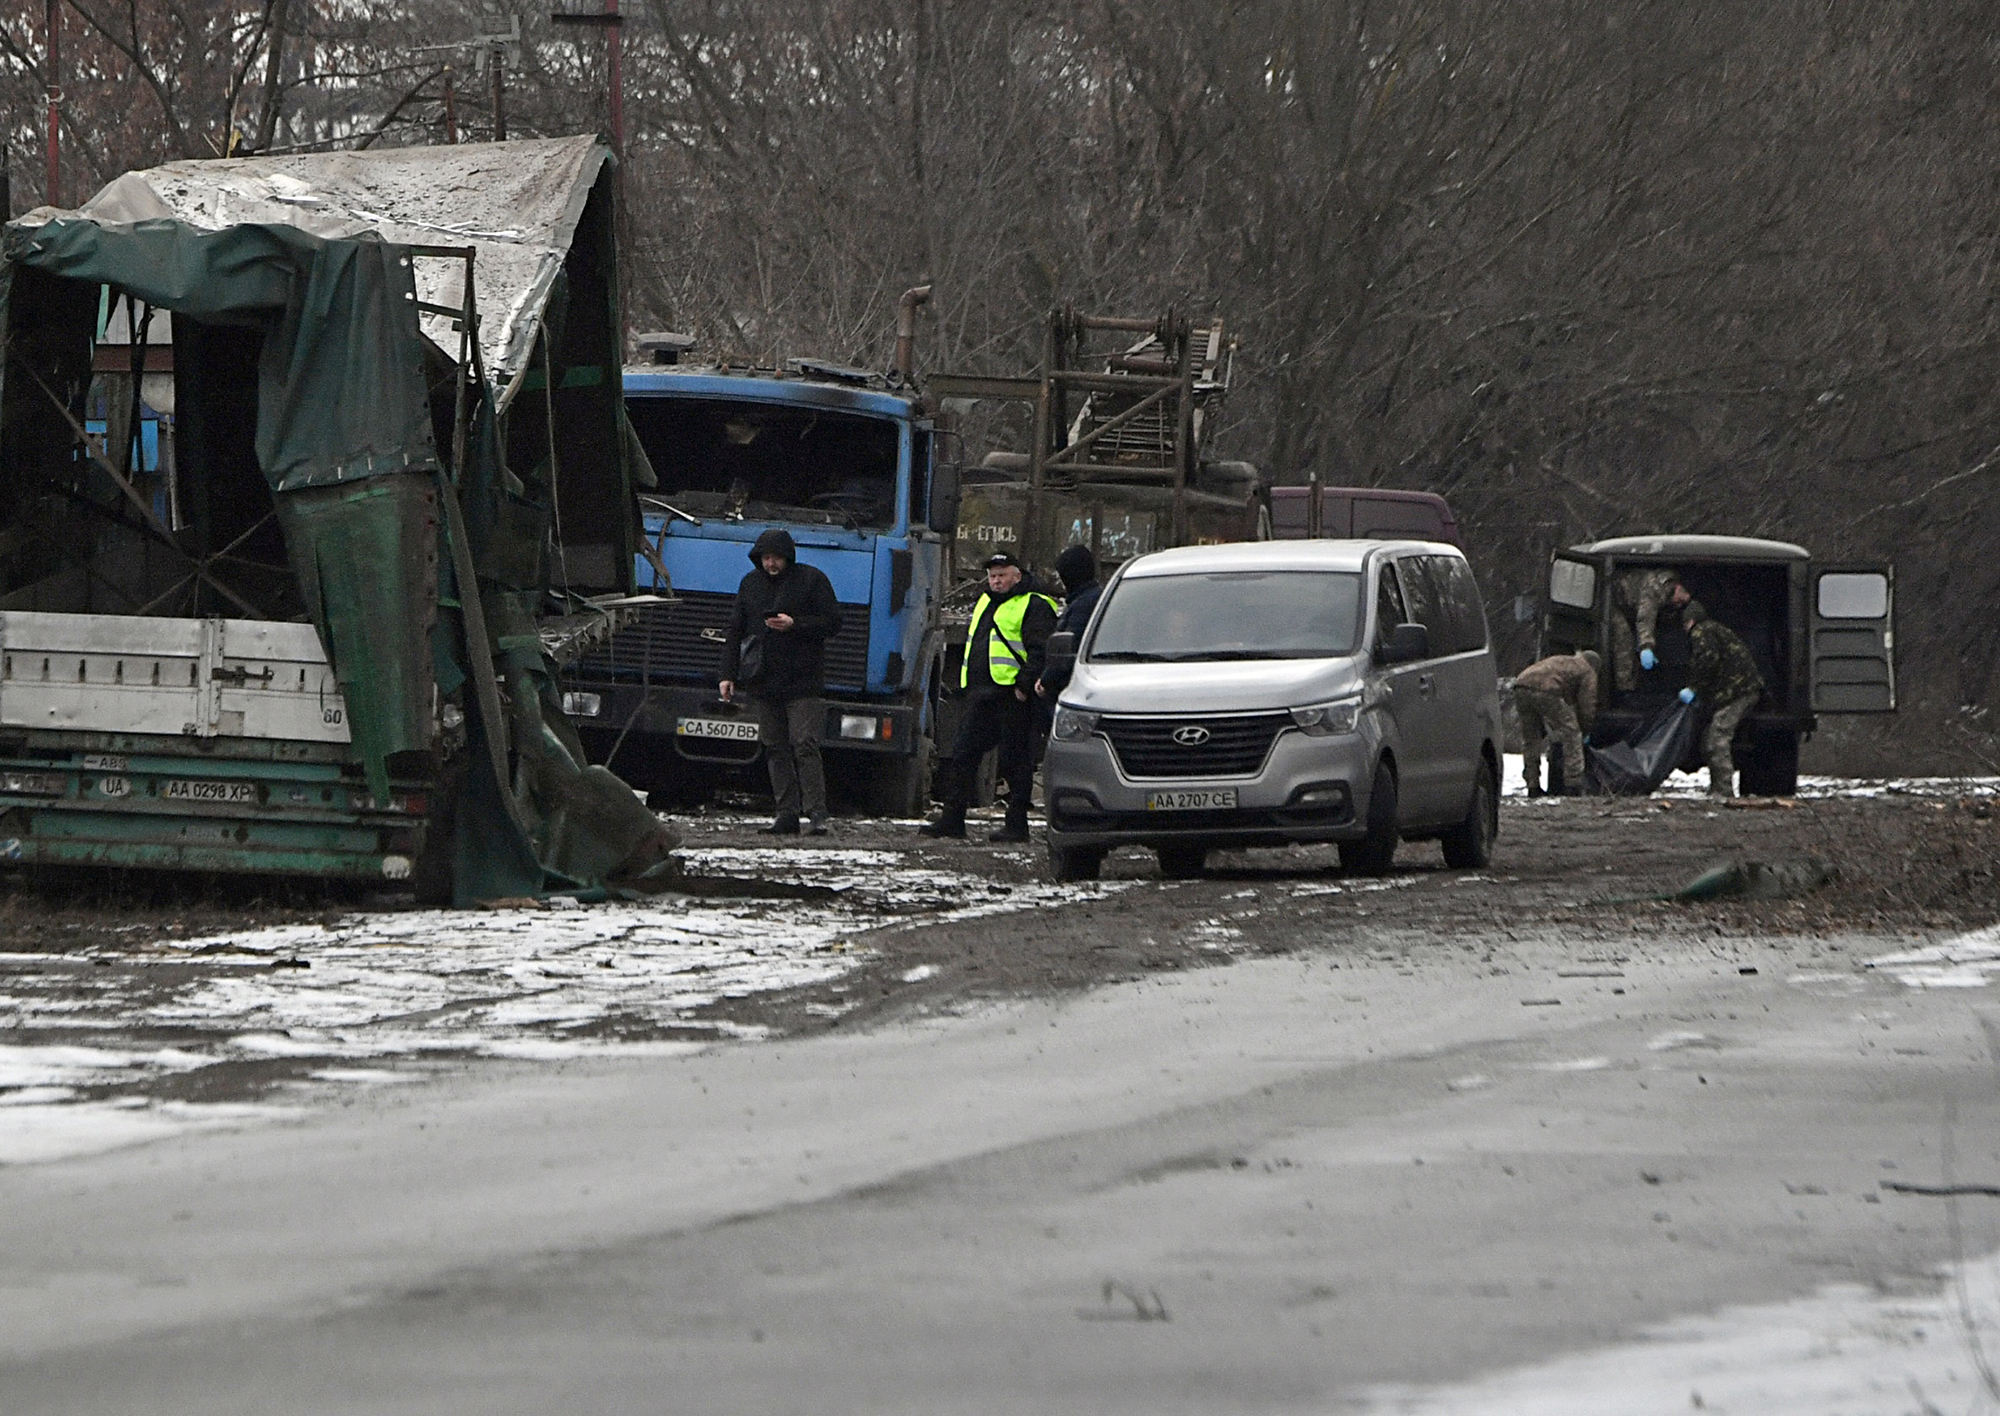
[750,527,798,568]
[1056,545,1098,595]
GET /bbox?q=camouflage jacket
[1513,652,1597,727]
[1613,568,1680,650]
[1684,602,1763,706]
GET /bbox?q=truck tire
[1440,759,1498,870]
[1048,839,1104,882]
[1738,729,1800,798]
[866,738,935,819]
[1339,761,1399,877]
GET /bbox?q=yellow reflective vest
[962,589,1058,688]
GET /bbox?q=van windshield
[1087,570,1363,662]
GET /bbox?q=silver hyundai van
[1040,539,1503,881]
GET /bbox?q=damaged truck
[0,137,673,902]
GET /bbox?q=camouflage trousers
[1515,686,1583,795]
[1702,692,1758,799]
[1609,612,1644,692]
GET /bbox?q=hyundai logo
[1171,724,1212,746]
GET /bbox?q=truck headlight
[1289,696,1361,736]
[1051,705,1100,741]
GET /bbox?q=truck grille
[1100,713,1290,779]
[572,591,870,691]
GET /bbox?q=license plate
[676,716,760,742]
[1145,788,1238,811]
[162,778,257,804]
[0,771,64,797]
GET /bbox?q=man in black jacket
[1035,544,1102,702]
[718,528,842,835]
[920,552,1058,843]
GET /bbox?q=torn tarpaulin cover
[0,140,669,902]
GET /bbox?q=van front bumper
[1042,729,1374,850]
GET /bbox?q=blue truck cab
[565,363,960,815]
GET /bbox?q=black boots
[918,807,967,839]
[760,816,801,836]
[988,811,1031,844]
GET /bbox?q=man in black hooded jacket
[1035,544,1102,702]
[718,529,842,835]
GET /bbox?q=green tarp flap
[2,219,438,492]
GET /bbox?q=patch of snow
[1867,925,2000,988]
[900,965,938,984]
[0,1100,300,1166]
[1502,752,2000,802]
[1367,1247,2000,1416]
[1,849,1131,1162]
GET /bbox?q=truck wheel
[1156,842,1207,879]
[866,738,935,819]
[1048,839,1104,882]
[1339,761,1399,876]
[1738,730,1799,798]
[1440,759,1498,869]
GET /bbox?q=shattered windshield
[1087,570,1363,661]
[625,396,901,528]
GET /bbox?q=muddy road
[2,780,1999,1411]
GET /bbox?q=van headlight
[1051,705,1101,741]
[1289,696,1361,736]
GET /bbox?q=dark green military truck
[1540,535,1895,796]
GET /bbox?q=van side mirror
[927,459,961,534]
[1045,631,1077,675]
[1376,622,1429,665]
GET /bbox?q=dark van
[1540,535,1895,796]
[1269,486,1461,547]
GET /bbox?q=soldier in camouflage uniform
[1680,599,1764,798]
[1514,649,1602,796]
[1609,568,1686,691]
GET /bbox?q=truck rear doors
[1809,564,1896,712]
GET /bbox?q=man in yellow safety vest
[919,552,1059,842]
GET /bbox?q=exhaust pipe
[894,284,932,381]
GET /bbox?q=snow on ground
[0,846,1125,1164]
[1502,753,2000,801]
[1867,924,2000,989]
[1369,1245,2000,1415]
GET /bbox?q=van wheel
[1441,759,1498,869]
[1339,762,1398,876]
[1156,843,1207,879]
[1048,840,1104,883]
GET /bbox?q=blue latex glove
[1678,687,1696,704]
[1639,648,1657,671]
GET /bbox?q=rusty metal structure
[926,307,1259,593]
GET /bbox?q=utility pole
[443,66,458,143]
[44,0,60,207]
[550,2,625,154]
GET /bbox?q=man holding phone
[717,528,842,835]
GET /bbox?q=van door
[1425,553,1495,806]
[1810,564,1895,712]
[1389,554,1455,821]
[1543,552,1605,663]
